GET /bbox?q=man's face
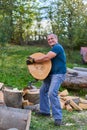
[47,34,58,47]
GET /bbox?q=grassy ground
[0,44,87,130]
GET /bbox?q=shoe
[35,111,50,117]
[54,119,65,126]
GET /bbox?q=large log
[62,68,87,90]
[0,106,31,130]
[23,89,40,105]
[67,68,87,77]
[73,67,87,72]
[3,88,23,108]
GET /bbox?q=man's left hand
[26,57,35,65]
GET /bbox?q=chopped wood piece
[22,100,33,108]
[70,100,83,111]
[79,103,87,109]
[65,98,80,105]
[59,89,69,96]
[60,96,79,101]
[22,89,30,96]
[65,104,73,112]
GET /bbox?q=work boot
[54,119,65,126]
[35,111,50,117]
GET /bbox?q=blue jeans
[40,74,66,120]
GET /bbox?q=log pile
[62,67,87,90]
[22,88,87,112]
[0,82,87,112]
[59,89,87,111]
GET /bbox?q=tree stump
[0,106,31,130]
[3,88,23,108]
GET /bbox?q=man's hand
[26,57,35,65]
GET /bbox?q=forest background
[0,0,87,49]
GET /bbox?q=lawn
[0,44,87,130]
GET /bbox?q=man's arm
[34,51,56,63]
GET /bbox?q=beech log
[62,68,87,90]
[3,88,23,108]
[73,67,87,72]
[23,89,40,104]
[0,106,31,130]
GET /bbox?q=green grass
[0,44,87,130]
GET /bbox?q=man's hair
[47,33,58,40]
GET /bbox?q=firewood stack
[59,89,87,111]
[0,82,87,112]
[22,88,87,112]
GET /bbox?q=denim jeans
[40,74,66,120]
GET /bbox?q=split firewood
[65,97,80,105]
[59,89,69,96]
[70,99,83,111]
[22,100,33,108]
[65,104,73,112]
[60,96,79,101]
[79,103,87,110]
[22,89,30,96]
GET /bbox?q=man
[27,33,66,126]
